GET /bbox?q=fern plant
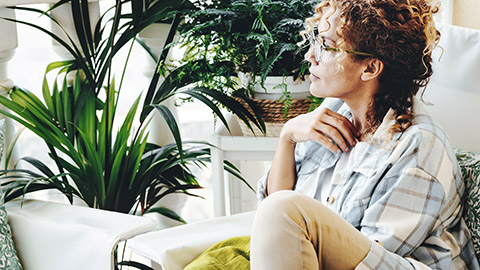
[177,0,318,98]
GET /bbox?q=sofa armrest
[6,199,157,270]
[127,211,255,270]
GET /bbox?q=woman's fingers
[282,107,359,154]
[320,108,359,148]
[308,130,343,153]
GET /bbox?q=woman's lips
[309,68,320,81]
[309,73,320,81]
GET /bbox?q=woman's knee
[260,190,303,210]
[255,191,312,223]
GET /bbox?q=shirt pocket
[297,156,322,176]
[338,166,382,227]
[295,155,324,197]
[340,197,371,228]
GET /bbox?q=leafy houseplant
[177,0,321,107]
[0,0,259,221]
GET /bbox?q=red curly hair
[303,0,440,137]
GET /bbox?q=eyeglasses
[307,31,374,62]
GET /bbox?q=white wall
[452,0,480,29]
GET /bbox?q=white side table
[210,115,278,217]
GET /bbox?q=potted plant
[176,0,323,136]
[0,0,259,222]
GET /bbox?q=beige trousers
[250,190,371,270]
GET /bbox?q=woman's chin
[309,85,327,98]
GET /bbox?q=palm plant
[0,0,260,220]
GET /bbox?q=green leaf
[44,0,71,14]
[224,160,254,192]
[141,14,182,122]
[20,157,56,178]
[105,142,128,205]
[4,126,24,170]
[77,128,105,207]
[152,104,183,158]
[42,75,54,115]
[45,60,75,74]
[2,17,95,89]
[182,89,231,133]
[136,38,158,63]
[71,0,95,74]
[77,89,97,149]
[145,206,186,224]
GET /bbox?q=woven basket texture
[233,97,310,137]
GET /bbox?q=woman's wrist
[279,120,298,146]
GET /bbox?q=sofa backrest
[423,23,480,262]
[422,23,480,152]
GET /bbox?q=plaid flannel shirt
[257,98,479,269]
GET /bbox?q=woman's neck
[344,92,377,141]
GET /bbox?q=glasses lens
[314,40,322,62]
[308,29,322,62]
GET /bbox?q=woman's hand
[280,107,360,153]
[266,107,360,195]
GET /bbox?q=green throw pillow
[455,148,480,261]
[0,119,23,269]
[184,236,251,270]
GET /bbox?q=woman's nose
[305,48,317,64]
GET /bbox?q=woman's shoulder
[405,100,453,152]
[397,101,459,183]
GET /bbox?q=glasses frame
[307,31,374,62]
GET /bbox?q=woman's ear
[361,58,384,81]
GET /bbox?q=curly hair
[303,0,440,137]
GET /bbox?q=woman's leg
[250,190,371,270]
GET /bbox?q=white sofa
[125,22,480,269]
[6,199,157,270]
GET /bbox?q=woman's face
[307,7,366,101]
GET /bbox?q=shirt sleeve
[354,166,447,269]
[356,241,432,269]
[356,132,459,269]
[256,141,307,201]
[256,98,343,201]
[256,172,269,201]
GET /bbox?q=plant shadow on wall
[176,0,324,134]
[0,0,260,223]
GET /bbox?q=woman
[250,0,479,269]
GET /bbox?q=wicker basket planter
[234,76,312,137]
[234,96,311,137]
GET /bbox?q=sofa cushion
[455,148,480,260]
[0,119,23,269]
[184,236,250,270]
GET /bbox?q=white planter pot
[253,76,310,100]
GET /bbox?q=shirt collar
[370,97,423,143]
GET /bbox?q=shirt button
[326,196,335,204]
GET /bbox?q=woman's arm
[266,107,359,195]
[356,128,469,269]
